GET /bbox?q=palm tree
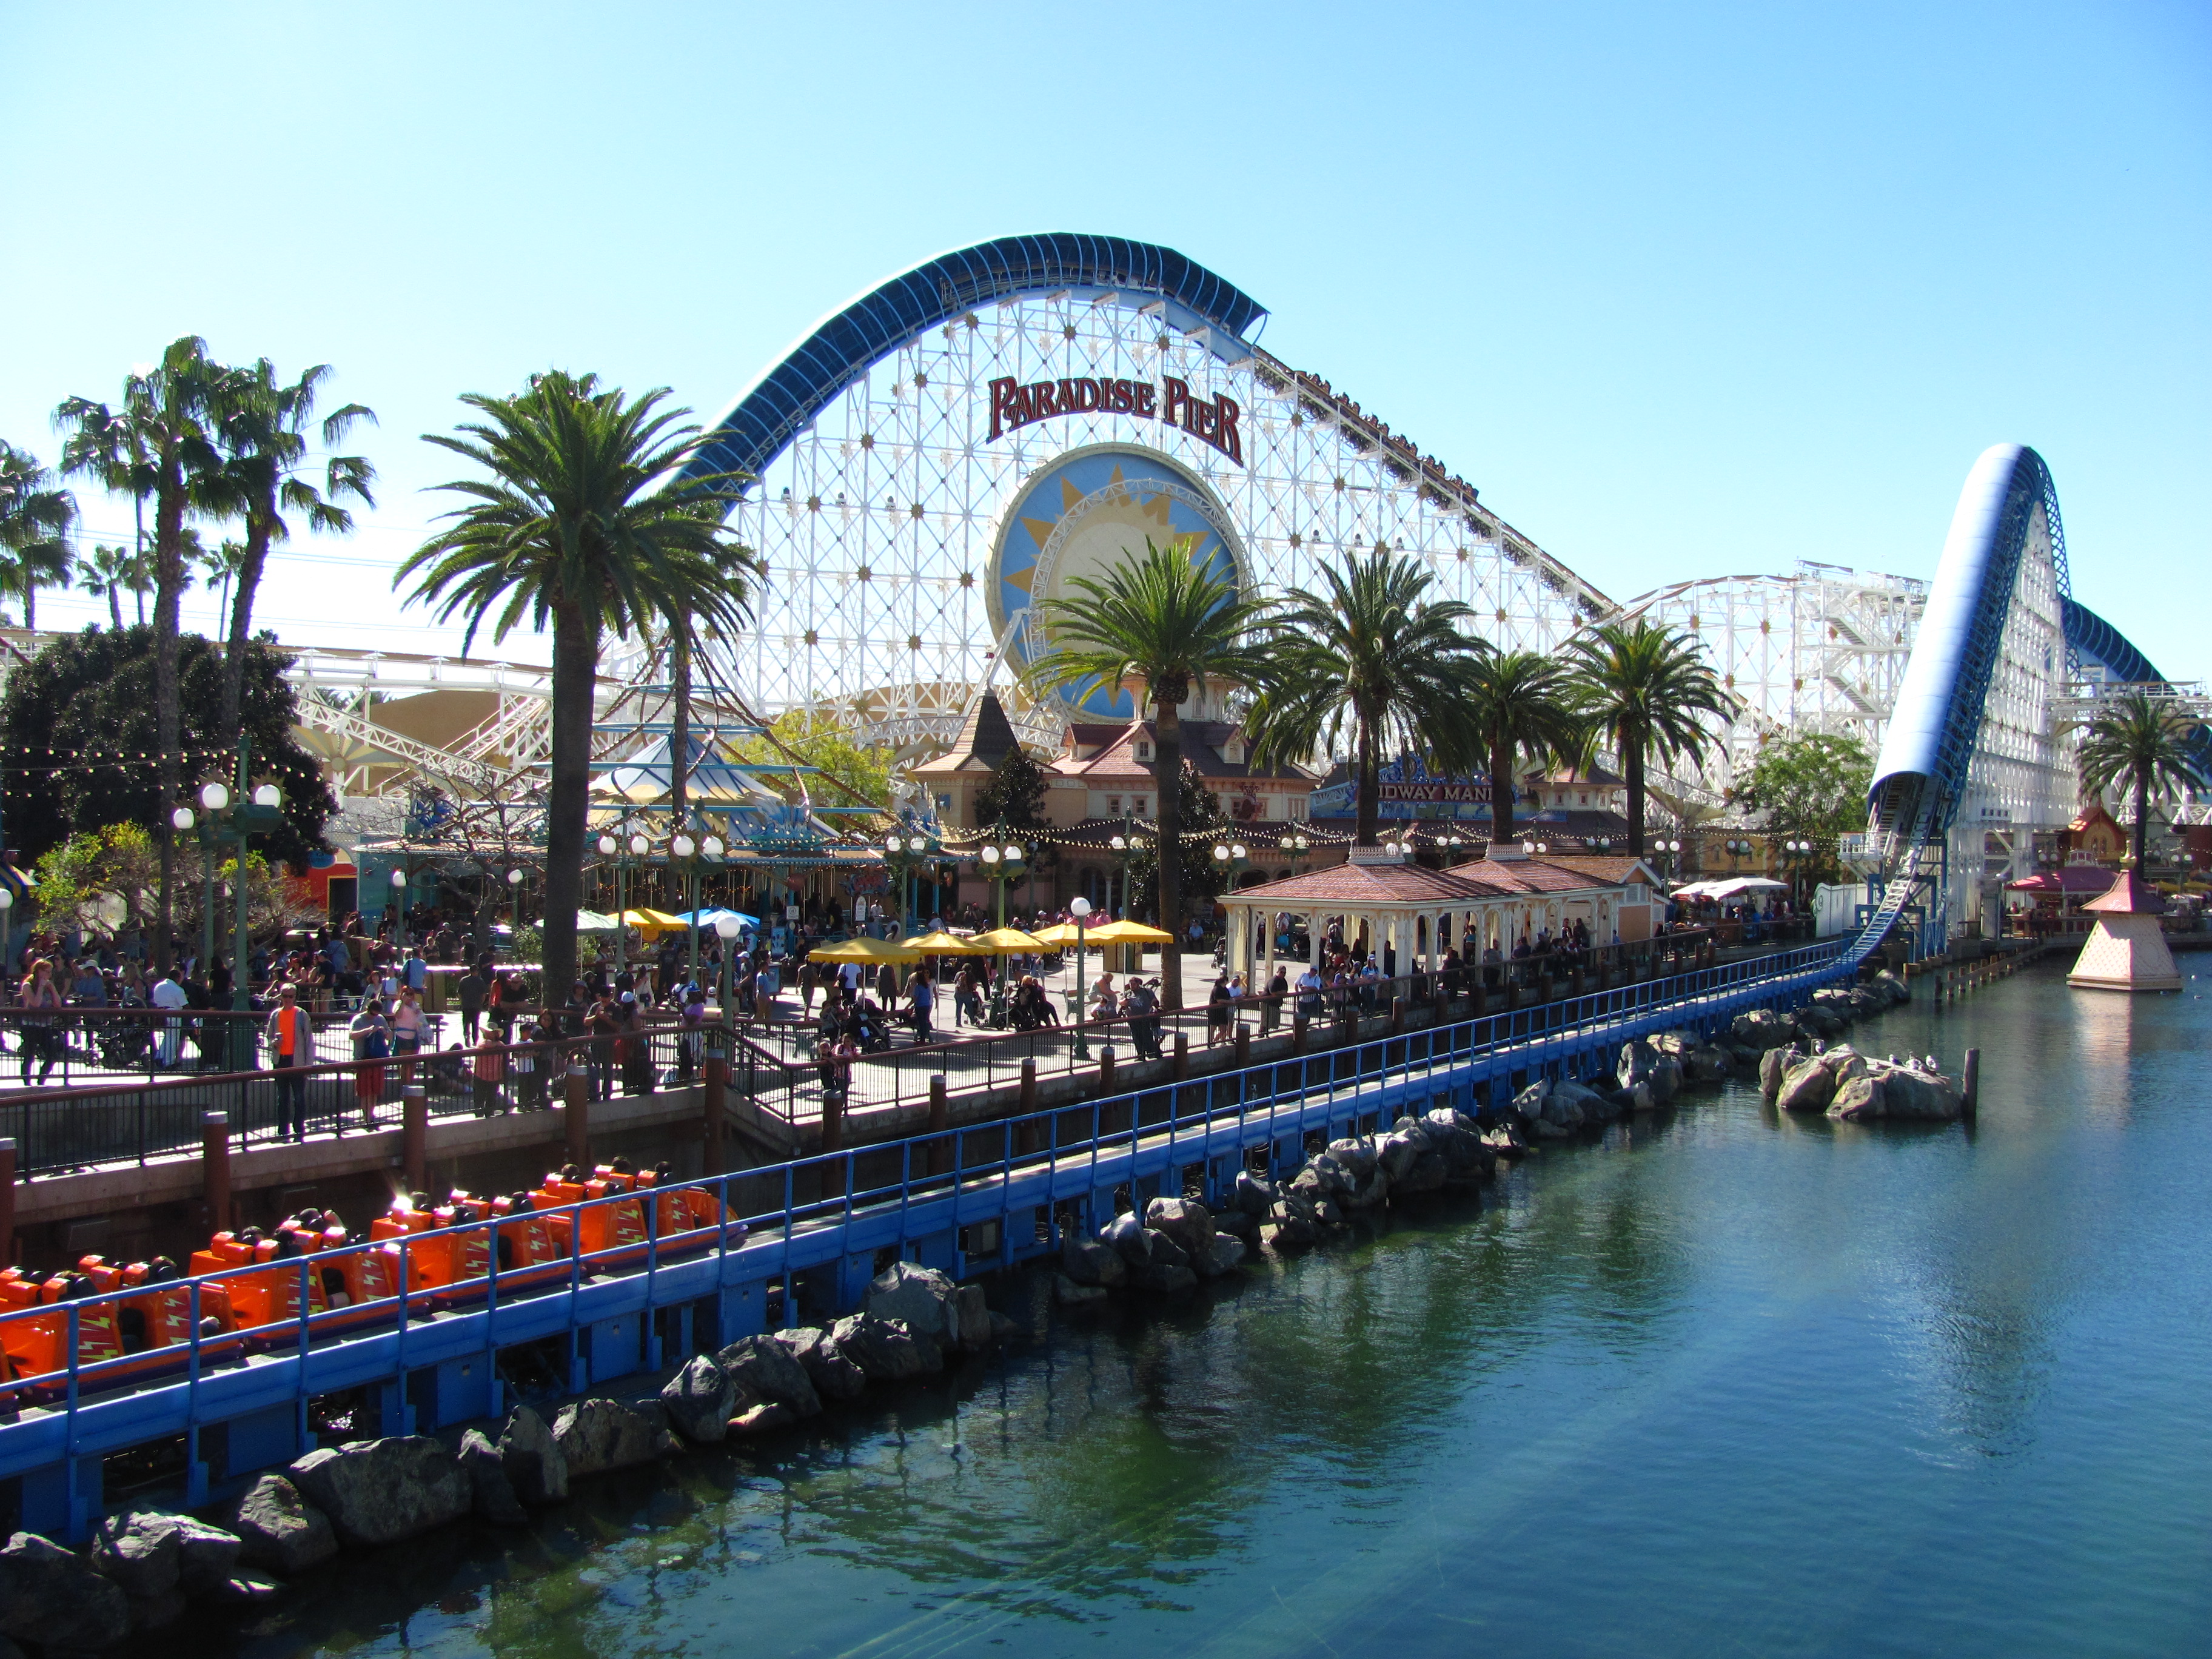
[1567,618,1731,855]
[1461,649,1585,848]
[1034,535,1274,1009]
[2076,689,2208,871]
[56,338,228,973]
[1242,549,1488,846]
[398,370,757,1000]
[208,360,377,733]
[78,543,138,631]
[0,443,78,631]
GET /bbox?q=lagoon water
[206,958,2211,1659]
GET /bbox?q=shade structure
[1029,921,1090,947]
[902,930,988,955]
[808,936,920,965]
[543,909,622,934]
[1704,877,1789,899]
[675,907,759,931]
[968,927,1045,954]
[620,908,692,937]
[1084,919,1173,943]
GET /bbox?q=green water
[209,960,2212,1658]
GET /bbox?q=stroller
[850,1001,894,1054]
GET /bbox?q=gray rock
[829,1312,940,1381]
[1796,1004,1845,1039]
[1759,1045,1795,1100]
[289,1437,471,1548]
[89,1510,180,1601]
[1212,1207,1260,1242]
[93,1510,240,1603]
[661,1355,739,1443]
[1775,1054,1837,1114]
[227,1475,337,1573]
[1827,1073,1885,1121]
[1055,1273,1109,1305]
[1397,1150,1451,1195]
[863,1261,962,1351]
[1061,1236,1128,1286]
[716,1333,824,1417]
[1376,1130,1424,1184]
[458,1428,528,1524]
[1327,1138,1380,1180]
[0,1533,132,1651]
[1647,1054,1683,1104]
[1195,1235,1247,1276]
[1852,1061,1962,1121]
[1555,1078,1614,1121]
[1102,1212,1150,1264]
[1144,1197,1215,1256]
[497,1404,569,1504]
[1732,1008,1795,1050]
[954,1282,993,1349]
[1617,1038,1658,1093]
[988,1310,1022,1340]
[774,1325,868,1399]
[1227,1171,1279,1216]
[1872,968,1911,1005]
[1683,1044,1733,1083]
[552,1398,671,1478]
[729,1400,797,1435]
[1141,1227,1188,1270]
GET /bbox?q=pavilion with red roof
[2066,870,2180,993]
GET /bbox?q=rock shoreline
[0,973,1936,1651]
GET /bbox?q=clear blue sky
[5,1,2207,676]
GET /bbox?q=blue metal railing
[0,933,1853,1539]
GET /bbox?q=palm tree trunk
[2134,771,2149,870]
[1624,729,1646,856]
[151,460,187,977]
[1155,696,1184,1011]
[669,627,691,831]
[22,581,33,633]
[1355,721,1379,846]
[542,601,597,1002]
[221,509,272,736]
[106,585,121,632]
[1490,731,1515,848]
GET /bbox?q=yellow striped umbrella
[968,927,1045,954]
[902,930,990,955]
[807,936,920,964]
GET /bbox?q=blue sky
[5,1,2206,676]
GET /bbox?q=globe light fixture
[702,835,725,859]
[671,833,697,859]
[628,833,649,857]
[597,834,618,857]
[172,806,196,831]
[0,888,12,912]
[507,867,525,886]
[1230,843,1248,862]
[714,913,743,941]
[885,832,903,854]
[390,868,408,888]
[252,783,282,808]
[1109,834,1128,852]
[980,844,1001,865]
[1070,896,1091,917]
[199,782,229,812]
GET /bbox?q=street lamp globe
[1522,840,1536,856]
[0,888,12,912]
[1230,843,1248,862]
[199,782,229,812]
[627,834,649,857]
[1005,843,1025,865]
[252,783,281,808]
[671,833,696,859]
[172,806,195,831]
[714,913,743,942]
[1070,896,1091,918]
[702,836,725,859]
[980,845,1000,865]
[507,866,525,886]
[389,868,407,889]
[1212,844,1231,864]
[597,834,618,856]
[1109,834,1127,852]
[885,833,902,854]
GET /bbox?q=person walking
[264,984,313,1142]
[16,959,65,1086]
[149,963,189,1068]
[457,964,487,1045]
[390,985,429,1086]
[348,997,390,1131]
[905,965,934,1046]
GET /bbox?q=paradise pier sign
[988,374,1244,465]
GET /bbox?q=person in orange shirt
[263,983,312,1141]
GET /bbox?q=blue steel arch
[2064,595,2162,685]
[679,235,1266,488]
[1868,443,2062,842]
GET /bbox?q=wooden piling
[401,1085,427,1193]
[928,1074,950,1176]
[702,1034,727,1176]
[1963,1047,1980,1121]
[0,1138,16,1267]
[564,1063,590,1167]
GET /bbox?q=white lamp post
[1070,895,1093,1060]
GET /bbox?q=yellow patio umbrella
[1030,921,1089,948]
[620,908,691,937]
[902,930,988,955]
[968,926,1045,954]
[808,935,921,965]
[1084,919,1173,943]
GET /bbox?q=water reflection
[200,963,2212,1657]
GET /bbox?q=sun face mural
[987,444,1247,720]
